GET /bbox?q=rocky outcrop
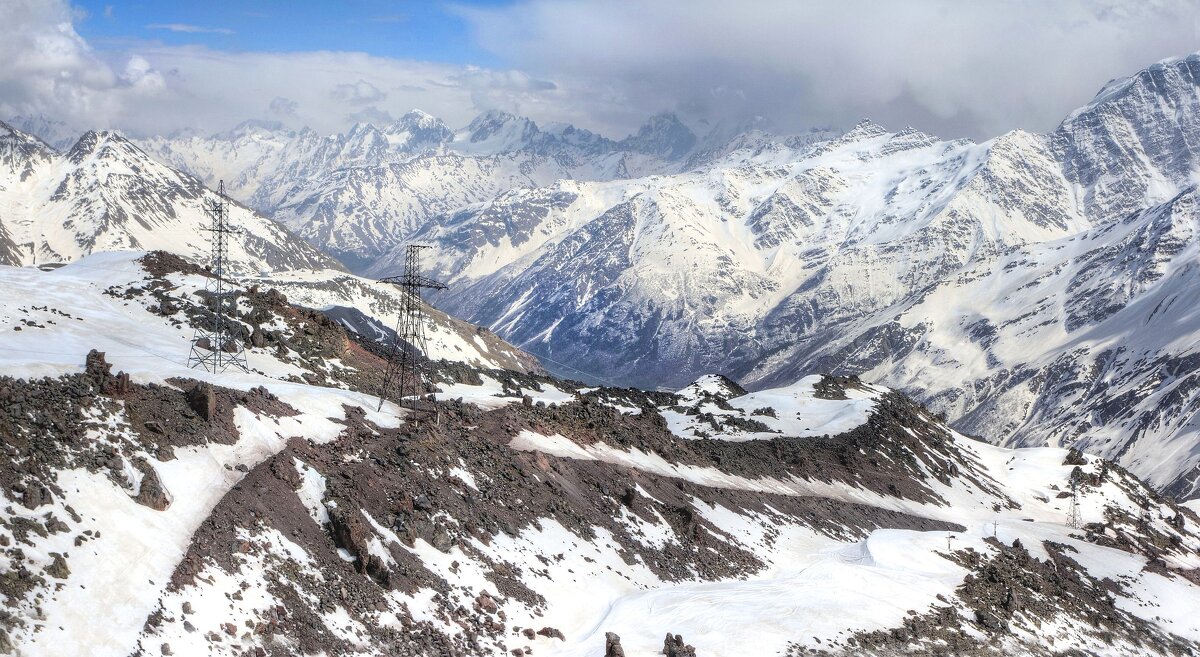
[605,632,626,657]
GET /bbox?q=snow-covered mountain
[135,110,700,265]
[2,255,1200,656]
[352,53,1200,499]
[0,121,340,273]
[7,114,81,151]
[34,52,1200,501]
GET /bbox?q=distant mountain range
[7,53,1200,499]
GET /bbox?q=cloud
[0,0,585,138]
[346,105,395,125]
[5,0,1198,142]
[457,0,1200,139]
[146,23,235,35]
[0,0,167,131]
[331,79,387,105]
[268,96,299,118]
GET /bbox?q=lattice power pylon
[187,181,248,373]
[377,245,446,412]
[1068,476,1083,530]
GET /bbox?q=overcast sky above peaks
[2,0,1199,141]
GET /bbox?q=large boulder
[605,632,625,657]
[186,383,216,422]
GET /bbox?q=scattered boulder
[46,553,70,579]
[663,633,697,656]
[186,383,216,422]
[84,349,112,390]
[105,371,132,396]
[605,632,625,657]
[20,483,52,510]
[133,462,172,511]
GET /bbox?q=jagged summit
[5,113,79,150]
[217,118,291,139]
[841,117,890,140]
[461,109,540,150]
[620,111,698,159]
[1065,51,1200,124]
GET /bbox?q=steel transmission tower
[1068,475,1083,530]
[187,181,249,373]
[377,245,446,412]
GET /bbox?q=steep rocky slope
[1,253,1199,656]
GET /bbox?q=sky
[2,0,1200,142]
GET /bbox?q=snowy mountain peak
[1067,51,1200,124]
[620,111,697,159]
[842,118,890,141]
[1054,50,1200,220]
[676,374,748,403]
[6,113,79,150]
[382,109,453,151]
[0,119,56,180]
[395,108,440,127]
[219,118,291,140]
[65,129,145,164]
[462,109,540,152]
[0,119,49,149]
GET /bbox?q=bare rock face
[663,633,697,656]
[20,483,52,510]
[84,349,111,391]
[185,383,216,422]
[133,461,172,511]
[605,632,625,657]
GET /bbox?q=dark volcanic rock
[605,631,626,657]
[185,383,216,422]
[133,461,172,511]
[663,633,697,656]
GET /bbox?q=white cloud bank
[2,0,1199,141]
[458,0,1200,138]
[0,0,589,139]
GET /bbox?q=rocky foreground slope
[0,252,1199,656]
